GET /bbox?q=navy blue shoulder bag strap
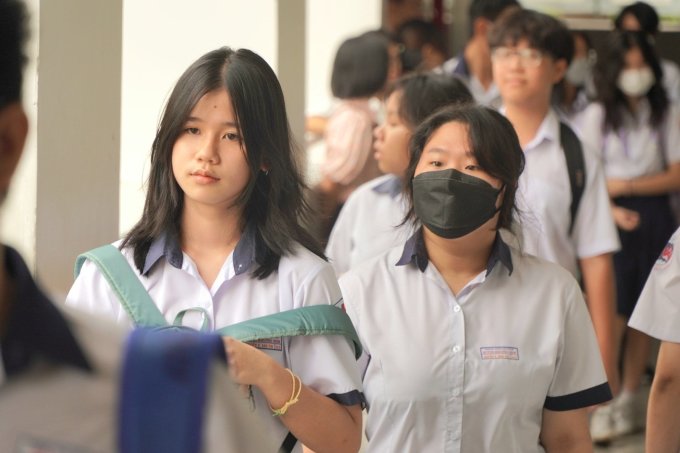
[559,122,586,235]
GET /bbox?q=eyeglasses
[491,47,544,68]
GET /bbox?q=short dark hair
[469,0,521,23]
[0,0,28,109]
[123,47,323,278]
[488,8,574,65]
[594,30,667,131]
[614,2,659,35]
[395,19,448,66]
[331,33,389,99]
[403,104,525,231]
[386,73,474,129]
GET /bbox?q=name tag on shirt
[247,337,283,351]
[480,346,519,360]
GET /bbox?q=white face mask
[617,67,655,98]
[565,58,590,86]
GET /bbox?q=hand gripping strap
[216,305,363,359]
[119,328,226,453]
[74,245,167,328]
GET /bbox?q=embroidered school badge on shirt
[480,346,519,360]
[247,337,283,351]
[655,242,674,269]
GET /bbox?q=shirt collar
[142,224,258,277]
[499,106,560,152]
[143,232,183,276]
[524,108,560,152]
[372,175,403,199]
[1,246,91,377]
[396,227,514,276]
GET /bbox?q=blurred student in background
[576,30,680,442]
[326,73,473,276]
[395,18,448,73]
[315,32,390,241]
[490,8,620,415]
[439,0,521,107]
[614,1,680,105]
[553,30,596,125]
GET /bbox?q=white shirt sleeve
[629,227,680,343]
[662,59,680,105]
[572,103,605,156]
[548,278,609,400]
[662,104,680,165]
[571,141,621,259]
[287,261,363,400]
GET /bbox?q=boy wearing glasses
[490,7,621,426]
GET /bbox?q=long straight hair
[594,31,668,131]
[122,47,323,278]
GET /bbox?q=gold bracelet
[270,368,302,416]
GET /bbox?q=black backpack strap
[279,432,298,453]
[559,122,586,235]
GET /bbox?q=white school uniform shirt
[326,174,412,276]
[629,227,680,343]
[503,107,620,277]
[662,59,680,105]
[66,226,364,452]
[339,229,611,453]
[574,100,680,180]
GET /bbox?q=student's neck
[562,84,578,110]
[626,95,641,113]
[464,39,493,90]
[423,228,494,296]
[180,203,243,287]
[504,103,550,148]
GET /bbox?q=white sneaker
[611,392,636,437]
[590,404,614,443]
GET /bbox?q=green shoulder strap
[74,245,363,359]
[74,244,168,328]
[216,305,363,359]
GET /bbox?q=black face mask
[413,168,501,239]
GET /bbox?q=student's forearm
[544,439,593,453]
[627,163,680,196]
[259,364,362,453]
[646,385,680,452]
[645,341,680,453]
[224,337,362,452]
[541,408,593,453]
[580,254,619,393]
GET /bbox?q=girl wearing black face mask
[339,104,613,453]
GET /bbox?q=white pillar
[2,0,123,299]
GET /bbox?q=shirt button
[453,305,461,312]
[453,345,461,353]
